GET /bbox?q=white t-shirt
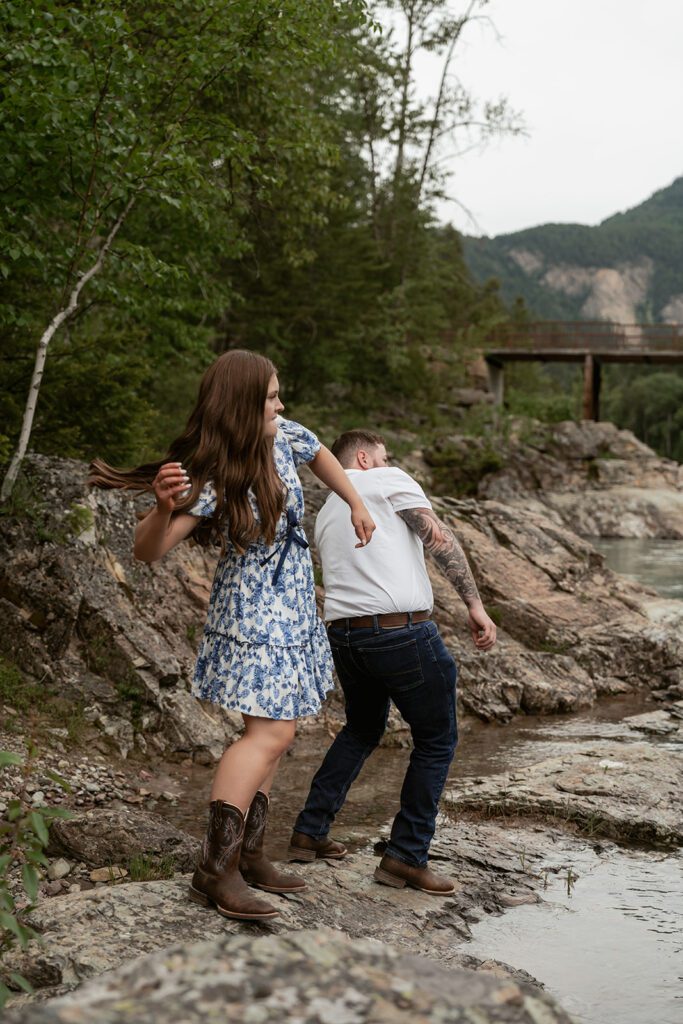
[314,467,434,621]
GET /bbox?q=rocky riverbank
[1,441,682,1021]
[1,450,681,767]
[7,926,575,1024]
[477,420,683,539]
[3,716,681,1021]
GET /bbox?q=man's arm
[398,507,496,650]
[398,507,479,605]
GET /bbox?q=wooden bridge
[483,322,683,419]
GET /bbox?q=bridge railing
[485,321,683,354]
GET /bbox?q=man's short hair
[331,429,385,468]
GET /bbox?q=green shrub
[428,440,505,496]
[0,746,72,1008]
[0,660,40,715]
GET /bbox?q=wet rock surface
[1,818,586,1001]
[445,741,683,846]
[6,927,574,1024]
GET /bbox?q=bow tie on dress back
[260,507,309,585]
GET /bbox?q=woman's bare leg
[210,716,295,812]
[257,758,281,798]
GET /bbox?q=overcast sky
[420,0,683,237]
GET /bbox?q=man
[287,429,496,894]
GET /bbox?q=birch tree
[367,0,523,256]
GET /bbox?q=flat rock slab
[7,928,574,1024]
[3,820,584,1001]
[624,705,683,737]
[445,742,683,846]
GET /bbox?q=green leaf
[21,863,38,903]
[0,981,12,1010]
[0,751,23,769]
[28,812,48,846]
[0,909,24,943]
[42,807,73,820]
[0,889,16,913]
[25,849,49,867]
[8,972,33,995]
[44,770,71,793]
[7,802,23,823]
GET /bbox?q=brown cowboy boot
[286,830,348,862]
[240,791,306,893]
[189,800,279,920]
[373,852,456,895]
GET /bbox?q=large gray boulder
[428,495,682,721]
[0,454,240,761]
[7,928,574,1024]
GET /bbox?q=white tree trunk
[1,197,135,502]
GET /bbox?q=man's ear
[357,449,370,470]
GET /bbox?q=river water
[170,538,683,1024]
[591,537,683,600]
[462,537,683,1024]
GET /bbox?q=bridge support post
[486,359,504,407]
[582,354,601,420]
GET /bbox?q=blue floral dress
[189,418,334,720]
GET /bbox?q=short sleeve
[382,468,432,513]
[188,480,218,518]
[278,417,321,468]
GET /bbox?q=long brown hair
[89,350,285,551]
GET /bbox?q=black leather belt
[328,610,430,630]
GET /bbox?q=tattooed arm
[398,507,479,604]
[398,507,496,650]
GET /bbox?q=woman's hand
[351,501,376,548]
[307,447,376,546]
[152,462,190,515]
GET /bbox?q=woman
[90,350,375,921]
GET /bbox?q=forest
[1,0,679,496]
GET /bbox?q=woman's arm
[133,461,198,563]
[308,446,376,547]
[134,508,198,563]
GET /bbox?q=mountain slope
[463,177,683,321]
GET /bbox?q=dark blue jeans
[294,618,458,867]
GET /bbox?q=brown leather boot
[286,830,348,862]
[374,853,456,895]
[239,791,306,894]
[189,801,279,920]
